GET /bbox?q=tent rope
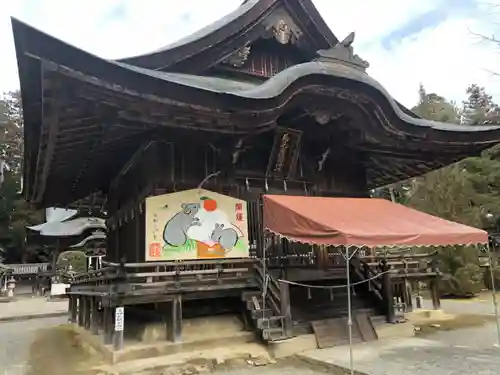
[277,270,392,289]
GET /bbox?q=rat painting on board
[145,189,250,261]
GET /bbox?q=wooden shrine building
[12,0,498,350]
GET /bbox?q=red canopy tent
[262,195,488,247]
[262,195,498,368]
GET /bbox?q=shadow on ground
[27,324,104,375]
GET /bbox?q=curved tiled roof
[117,0,338,71]
[10,1,500,206]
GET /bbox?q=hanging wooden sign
[266,127,302,179]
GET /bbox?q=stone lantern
[6,276,16,298]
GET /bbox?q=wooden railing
[351,258,384,302]
[253,260,282,316]
[252,259,293,339]
[67,258,258,297]
[352,253,440,322]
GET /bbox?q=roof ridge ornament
[316,32,369,71]
[262,8,302,45]
[273,19,294,45]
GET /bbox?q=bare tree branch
[469,29,500,45]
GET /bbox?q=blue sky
[380,0,480,49]
[1,0,499,107]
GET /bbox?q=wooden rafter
[33,65,61,203]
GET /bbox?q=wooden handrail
[126,267,249,278]
[119,258,257,268]
[364,251,437,260]
[253,263,282,316]
[71,260,254,286]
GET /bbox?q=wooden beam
[69,296,77,323]
[70,129,104,192]
[90,297,99,334]
[168,295,182,343]
[381,261,395,323]
[78,296,84,326]
[33,67,62,203]
[84,297,91,330]
[103,306,113,345]
[109,141,156,194]
[279,281,293,337]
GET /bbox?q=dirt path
[26,324,104,375]
[0,316,66,375]
[0,297,67,321]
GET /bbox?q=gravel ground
[212,359,337,375]
[421,293,498,315]
[0,316,66,375]
[0,297,67,321]
[214,367,333,375]
[301,333,500,375]
[1,296,499,375]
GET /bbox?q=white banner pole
[487,243,500,347]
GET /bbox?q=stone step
[241,290,260,301]
[262,326,285,341]
[91,341,273,374]
[257,315,284,329]
[250,308,274,319]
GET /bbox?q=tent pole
[487,243,500,347]
[344,245,358,375]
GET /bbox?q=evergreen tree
[0,91,23,178]
[407,85,500,228]
[462,84,500,125]
[0,91,42,263]
[413,83,460,123]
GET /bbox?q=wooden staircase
[242,262,293,341]
[243,259,389,343]
[350,258,386,315]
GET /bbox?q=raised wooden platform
[63,252,440,352]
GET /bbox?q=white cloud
[366,17,500,107]
[1,0,500,109]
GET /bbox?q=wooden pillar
[135,205,141,263]
[67,295,73,322]
[315,245,326,269]
[429,278,441,310]
[404,280,413,313]
[114,225,120,264]
[279,238,286,279]
[103,306,113,345]
[113,306,124,351]
[69,296,78,324]
[78,296,84,326]
[90,298,99,334]
[168,295,183,343]
[381,260,395,323]
[84,297,91,330]
[279,281,293,337]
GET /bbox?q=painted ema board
[145,189,250,261]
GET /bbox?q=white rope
[277,270,391,289]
